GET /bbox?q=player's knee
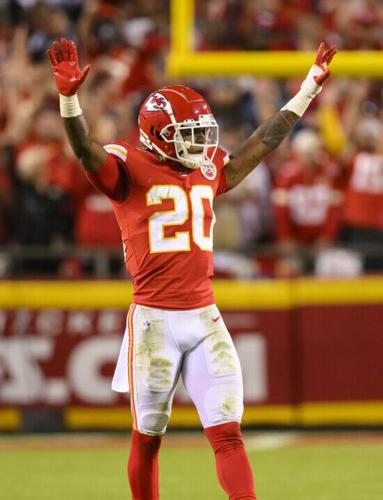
[221,394,243,420]
[204,386,244,427]
[217,394,243,424]
[141,412,169,435]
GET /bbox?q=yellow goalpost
[166,0,383,78]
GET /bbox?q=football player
[48,39,336,500]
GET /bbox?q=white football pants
[112,304,244,435]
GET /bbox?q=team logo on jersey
[201,162,217,180]
[145,93,171,112]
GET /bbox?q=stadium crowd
[1,0,383,277]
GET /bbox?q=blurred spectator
[12,145,73,246]
[271,129,343,276]
[317,79,383,272]
[27,3,75,63]
[340,117,383,271]
[215,161,273,251]
[272,129,343,247]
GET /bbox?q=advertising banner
[0,308,293,407]
[1,279,383,429]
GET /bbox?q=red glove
[313,42,337,85]
[48,38,90,96]
[281,42,337,117]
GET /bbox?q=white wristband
[281,64,324,117]
[59,94,82,118]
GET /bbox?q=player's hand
[298,42,337,100]
[312,42,337,85]
[47,38,90,96]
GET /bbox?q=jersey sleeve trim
[104,144,128,163]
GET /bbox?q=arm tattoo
[254,110,299,151]
[226,110,299,188]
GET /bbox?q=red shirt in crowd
[272,158,343,244]
[343,151,383,230]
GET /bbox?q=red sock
[127,429,162,500]
[205,422,256,500]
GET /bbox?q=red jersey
[344,152,383,230]
[86,143,230,309]
[272,159,343,244]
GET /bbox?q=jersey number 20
[146,185,215,253]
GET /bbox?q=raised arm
[225,43,337,189]
[48,38,107,172]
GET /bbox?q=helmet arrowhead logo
[145,93,171,112]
